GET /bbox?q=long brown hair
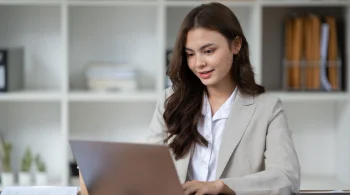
[164,2,265,160]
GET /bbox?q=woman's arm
[219,98,301,195]
[146,89,170,144]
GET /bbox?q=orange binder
[304,16,313,89]
[287,17,303,90]
[306,14,321,90]
[285,17,293,88]
[325,16,339,90]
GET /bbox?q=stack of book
[85,62,138,92]
[283,14,341,92]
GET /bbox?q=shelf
[261,6,347,91]
[0,180,63,191]
[69,6,158,91]
[262,0,350,7]
[68,0,157,6]
[301,174,350,190]
[0,0,61,5]
[166,0,255,7]
[0,91,62,102]
[0,102,63,185]
[69,91,158,102]
[269,92,350,101]
[68,101,156,146]
[0,5,62,91]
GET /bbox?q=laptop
[69,140,184,195]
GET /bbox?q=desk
[75,191,350,195]
[297,191,350,195]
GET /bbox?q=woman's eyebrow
[185,43,215,52]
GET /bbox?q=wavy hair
[164,2,265,160]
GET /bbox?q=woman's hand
[182,180,225,195]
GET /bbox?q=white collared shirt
[187,87,237,182]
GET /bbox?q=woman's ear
[231,36,242,55]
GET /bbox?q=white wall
[68,102,156,160]
[283,101,338,176]
[0,6,62,91]
[68,6,158,91]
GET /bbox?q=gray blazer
[147,88,301,195]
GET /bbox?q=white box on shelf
[85,62,138,92]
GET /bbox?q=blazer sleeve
[221,97,301,195]
[145,89,168,145]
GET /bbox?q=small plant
[21,147,32,172]
[2,142,12,172]
[35,154,46,172]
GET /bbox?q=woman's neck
[206,81,237,101]
[206,81,237,116]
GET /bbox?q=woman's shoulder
[164,87,174,98]
[251,92,285,122]
[253,91,283,109]
[158,87,174,101]
[155,87,174,106]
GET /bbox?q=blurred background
[0,0,349,192]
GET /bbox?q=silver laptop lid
[70,140,184,195]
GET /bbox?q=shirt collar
[201,87,238,119]
[201,92,210,116]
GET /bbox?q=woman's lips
[199,70,214,79]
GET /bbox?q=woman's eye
[205,50,214,54]
[186,53,194,57]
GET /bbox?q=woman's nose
[195,55,206,68]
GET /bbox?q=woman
[148,2,301,195]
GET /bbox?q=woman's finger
[195,189,205,195]
[182,181,194,190]
[184,183,199,195]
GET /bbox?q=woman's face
[185,28,241,88]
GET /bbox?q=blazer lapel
[215,90,256,179]
[174,149,192,184]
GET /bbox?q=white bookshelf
[166,1,255,6]
[0,91,62,102]
[68,1,157,6]
[0,0,349,191]
[68,91,158,102]
[261,0,350,7]
[0,1,61,6]
[269,92,350,102]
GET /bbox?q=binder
[309,14,321,90]
[304,16,313,90]
[325,16,339,90]
[285,17,293,89]
[0,48,24,92]
[320,21,332,91]
[283,13,342,92]
[288,16,303,90]
[0,50,7,91]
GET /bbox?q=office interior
[0,0,349,192]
